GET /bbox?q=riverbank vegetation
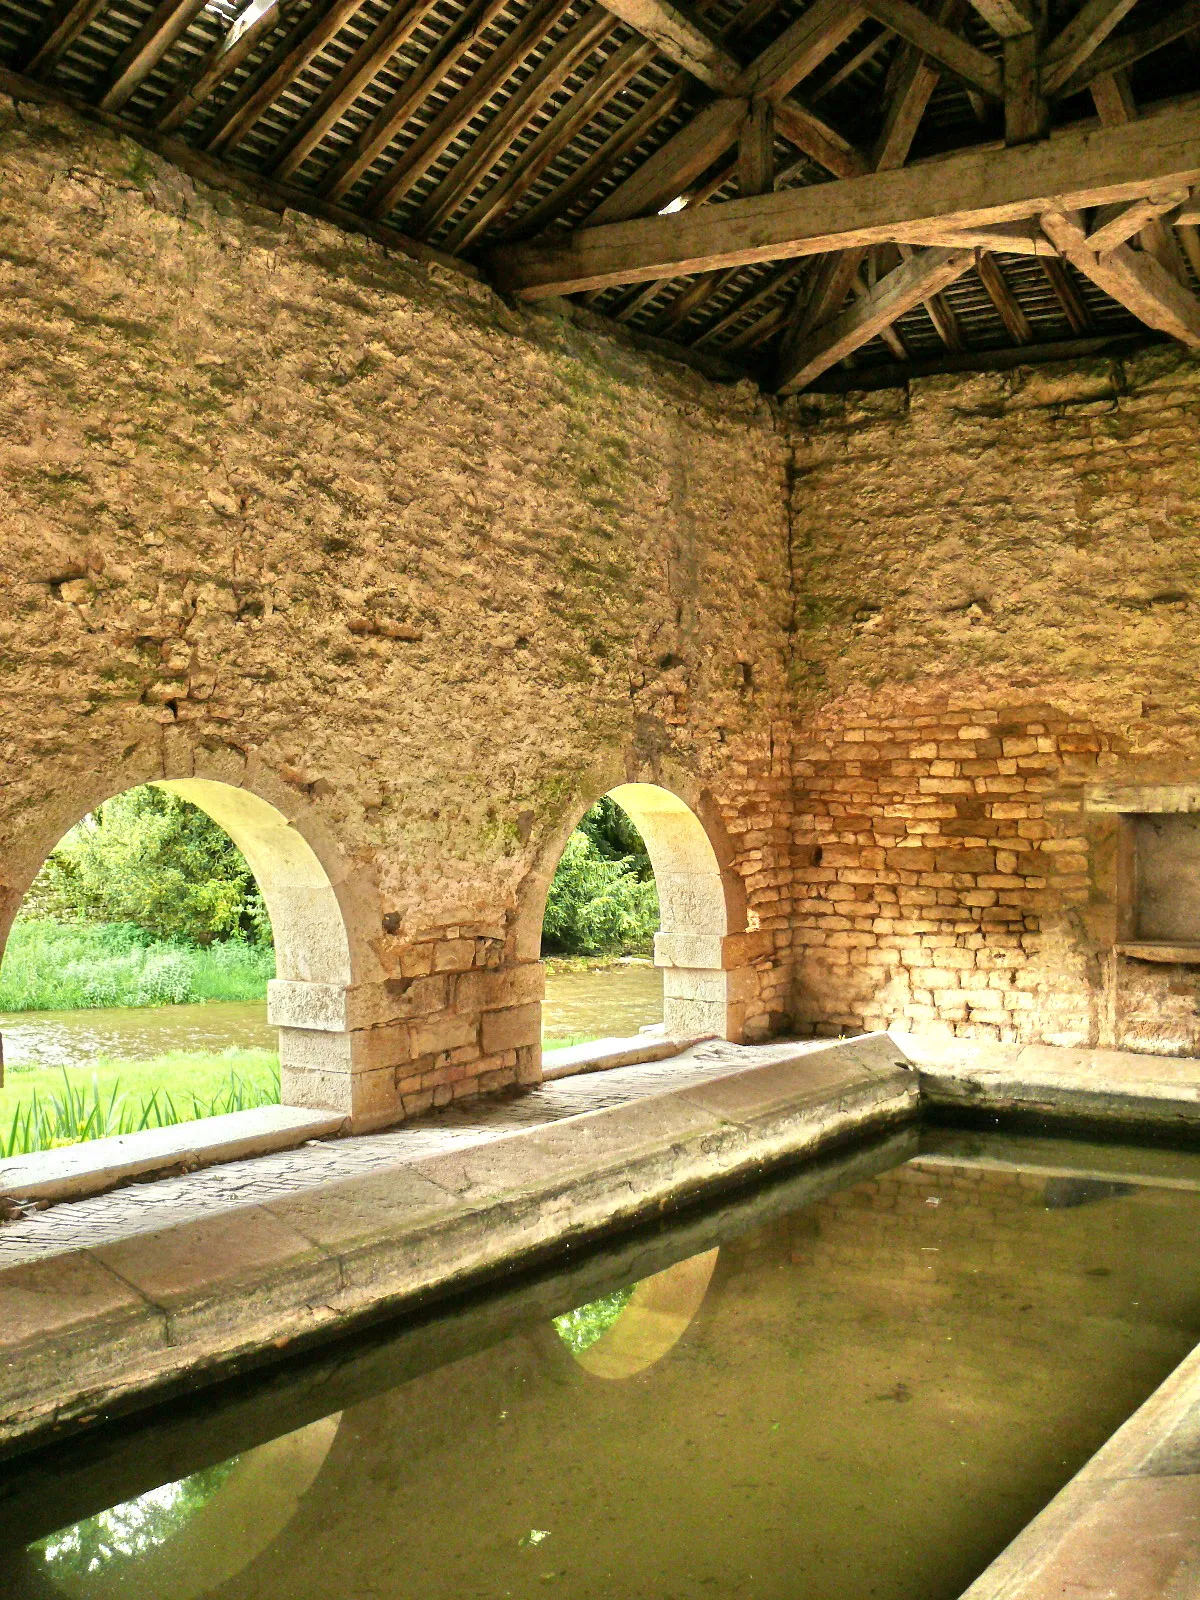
[3,787,275,1012]
[541,799,658,956]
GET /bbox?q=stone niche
[1126,814,1200,947]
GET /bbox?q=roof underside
[1,0,1198,388]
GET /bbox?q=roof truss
[2,0,1199,391]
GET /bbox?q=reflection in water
[17,1144,1200,1600]
[37,1460,238,1577]
[36,1417,339,1600]
[560,1250,721,1380]
[541,962,662,1042]
[554,1287,634,1353]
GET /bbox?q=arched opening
[0,779,352,1154]
[538,781,745,1049]
[553,1249,720,1379]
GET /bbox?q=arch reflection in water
[35,1414,340,1600]
[554,1248,719,1379]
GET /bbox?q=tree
[27,787,271,946]
[541,801,659,956]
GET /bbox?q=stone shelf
[1115,942,1200,965]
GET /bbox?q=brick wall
[786,348,1200,1053]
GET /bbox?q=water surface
[0,965,664,1070]
[7,1131,1200,1600]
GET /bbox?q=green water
[6,1131,1200,1600]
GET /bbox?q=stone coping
[0,1033,917,1455]
[961,1328,1200,1597]
[897,1032,1200,1134]
[0,1106,347,1206]
[540,1031,700,1080]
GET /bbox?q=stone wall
[0,93,796,1122]
[786,348,1200,1052]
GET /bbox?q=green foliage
[553,1287,634,1354]
[27,786,271,946]
[0,921,274,1012]
[0,1055,281,1157]
[34,1459,239,1577]
[541,800,658,956]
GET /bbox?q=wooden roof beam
[1041,0,1141,96]
[1041,253,1092,331]
[1054,0,1200,99]
[599,0,741,92]
[965,0,1033,37]
[777,245,976,392]
[490,92,1200,297]
[587,95,747,224]
[1088,187,1190,251]
[859,0,1003,97]
[22,0,107,75]
[98,0,210,111]
[1040,205,1200,344]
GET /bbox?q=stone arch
[0,768,388,1123]
[524,775,756,1044]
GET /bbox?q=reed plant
[0,1062,281,1159]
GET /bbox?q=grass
[0,920,274,1012]
[0,1049,280,1159]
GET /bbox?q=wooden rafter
[412,4,616,236]
[22,0,108,74]
[98,0,211,111]
[491,93,1200,298]
[1041,254,1092,332]
[203,0,378,154]
[315,0,512,199]
[1040,206,1200,344]
[362,0,575,220]
[736,0,867,101]
[777,246,976,392]
[154,0,299,134]
[976,249,1034,340]
[496,56,673,239]
[1041,0,1141,97]
[1054,0,1200,99]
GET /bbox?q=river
[0,961,664,1070]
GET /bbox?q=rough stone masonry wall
[0,93,795,1123]
[786,347,1200,1054]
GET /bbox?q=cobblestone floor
[0,1040,825,1266]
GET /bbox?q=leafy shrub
[542,800,659,956]
[541,831,659,955]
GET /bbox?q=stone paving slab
[0,1106,347,1205]
[0,1035,915,1453]
[0,1038,827,1266]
